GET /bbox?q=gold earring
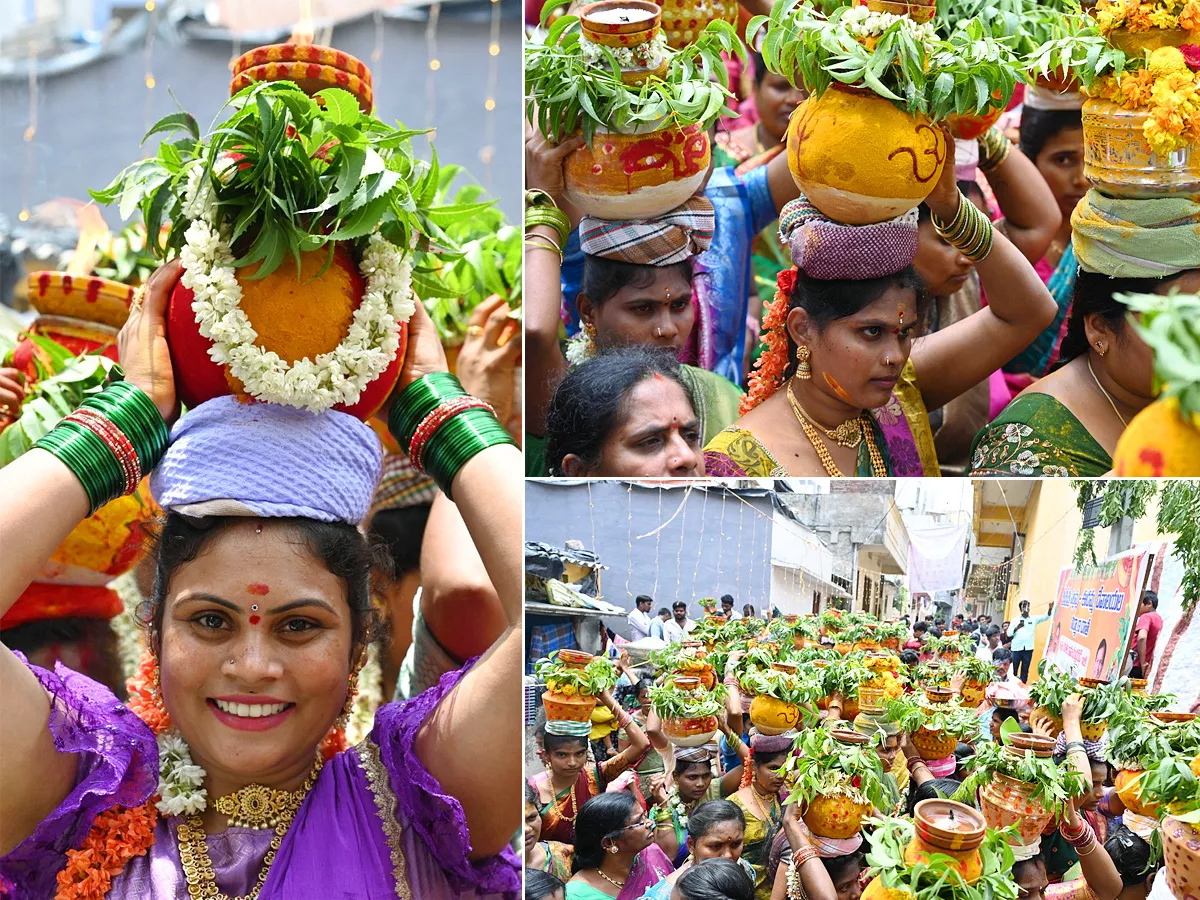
[796,345,811,380]
[338,667,361,730]
[1095,342,1106,356]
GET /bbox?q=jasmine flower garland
[179,163,415,414]
[156,732,208,817]
[580,32,669,70]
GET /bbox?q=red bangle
[64,408,142,496]
[408,397,494,472]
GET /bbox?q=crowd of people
[523,5,1200,478]
[525,603,1188,900]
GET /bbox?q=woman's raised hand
[396,297,450,392]
[923,130,960,222]
[118,259,183,424]
[525,123,585,203]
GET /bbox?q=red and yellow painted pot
[1030,706,1064,738]
[1082,98,1200,199]
[166,244,405,421]
[1081,719,1107,741]
[979,773,1054,845]
[750,695,802,735]
[803,793,872,840]
[230,43,374,113]
[1162,816,1200,900]
[563,124,711,220]
[906,799,986,884]
[580,0,661,43]
[663,714,721,747]
[1114,398,1200,477]
[660,0,738,48]
[945,104,1004,141]
[24,272,138,331]
[788,85,947,225]
[854,0,936,23]
[912,726,958,761]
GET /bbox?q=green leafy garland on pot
[1105,707,1200,772]
[743,668,823,713]
[864,816,1020,900]
[525,12,744,143]
[882,693,981,741]
[1029,659,1075,713]
[955,740,1090,812]
[784,725,887,809]
[926,633,972,658]
[751,1,1019,119]
[1140,754,1200,823]
[914,661,952,687]
[535,652,620,696]
[953,654,998,685]
[650,680,730,719]
[821,656,874,700]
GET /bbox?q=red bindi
[249,615,262,625]
[246,583,270,596]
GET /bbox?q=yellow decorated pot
[1115,768,1159,818]
[1082,98,1200,199]
[1106,26,1198,57]
[861,879,912,900]
[1163,817,1200,900]
[912,726,958,761]
[563,124,711,220]
[1114,398,1200,477]
[960,680,986,706]
[788,85,947,225]
[979,773,1054,845]
[856,0,936,21]
[1081,719,1107,741]
[803,793,872,840]
[660,0,738,48]
[750,695,802,735]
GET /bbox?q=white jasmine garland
[565,330,596,365]
[156,731,209,816]
[179,168,414,414]
[667,788,690,829]
[840,6,937,44]
[580,32,668,71]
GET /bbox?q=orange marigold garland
[741,267,798,415]
[54,649,168,900]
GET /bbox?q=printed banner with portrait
[1042,549,1152,681]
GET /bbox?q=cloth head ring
[580,197,715,266]
[545,719,593,737]
[779,196,918,280]
[151,396,383,525]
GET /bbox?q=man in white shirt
[976,626,1002,662]
[720,594,742,621]
[663,601,696,643]
[627,594,655,641]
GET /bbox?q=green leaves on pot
[92,223,159,286]
[650,681,728,719]
[1105,708,1200,771]
[783,725,886,809]
[535,651,620,695]
[1024,18,1129,90]
[743,669,823,710]
[751,1,1019,118]
[954,740,1089,812]
[865,816,1020,900]
[882,693,980,739]
[0,340,117,467]
[524,19,744,143]
[1141,755,1200,823]
[1028,659,1076,715]
[952,654,997,684]
[821,657,873,699]
[91,82,483,281]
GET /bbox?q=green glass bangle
[35,423,125,515]
[422,407,517,500]
[525,206,571,248]
[87,381,170,474]
[388,372,469,453]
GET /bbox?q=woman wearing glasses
[566,793,674,900]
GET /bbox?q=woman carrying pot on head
[704,139,1059,477]
[728,733,793,900]
[542,348,706,478]
[0,262,523,898]
[651,749,726,867]
[968,193,1200,477]
[524,133,743,477]
[530,693,652,845]
[766,822,863,900]
[910,124,1062,474]
[566,792,674,900]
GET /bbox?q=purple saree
[0,657,520,900]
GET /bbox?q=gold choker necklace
[787,382,864,448]
[179,756,323,900]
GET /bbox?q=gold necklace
[787,382,864,448]
[1088,358,1128,428]
[749,786,780,824]
[598,868,627,888]
[178,757,323,900]
[788,394,886,477]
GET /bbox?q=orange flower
[55,801,158,900]
[124,648,171,734]
[740,271,797,415]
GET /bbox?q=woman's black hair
[752,51,768,87]
[1104,826,1154,886]
[675,755,714,778]
[572,792,639,873]
[686,799,746,840]
[142,514,388,657]
[544,346,696,476]
[543,732,589,755]
[677,858,756,900]
[752,747,790,769]
[1019,107,1084,162]
[821,850,866,886]
[526,868,565,900]
[525,781,539,806]
[369,504,432,578]
[1058,271,1175,362]
[581,255,693,308]
[784,268,930,377]
[899,649,920,667]
[906,777,963,818]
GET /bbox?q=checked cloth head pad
[580,197,715,266]
[779,196,919,281]
[151,396,383,525]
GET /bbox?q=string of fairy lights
[14,0,505,221]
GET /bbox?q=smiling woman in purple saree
[0,262,522,900]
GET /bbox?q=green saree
[968,393,1112,477]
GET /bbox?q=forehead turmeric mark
[824,373,853,403]
[246,583,270,596]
